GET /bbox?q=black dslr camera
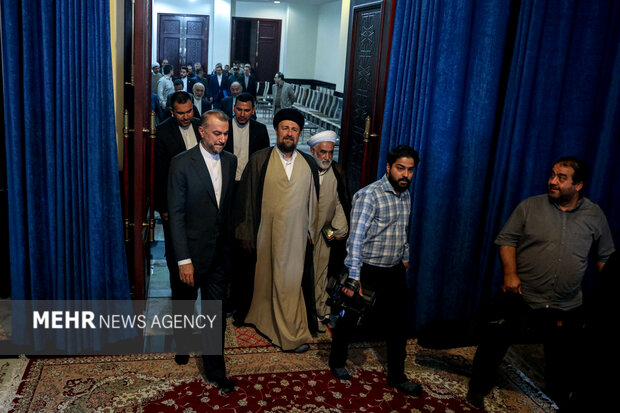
[326,267,376,326]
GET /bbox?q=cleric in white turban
[307,130,337,147]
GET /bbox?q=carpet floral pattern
[7,320,556,412]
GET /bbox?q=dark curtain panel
[381,0,620,331]
[1,1,130,301]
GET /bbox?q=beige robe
[313,167,348,317]
[245,149,317,350]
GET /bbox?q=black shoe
[207,376,236,393]
[295,343,310,353]
[283,343,310,353]
[466,388,485,409]
[330,366,351,381]
[388,379,422,397]
[174,354,189,365]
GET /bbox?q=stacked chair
[256,81,272,119]
[292,85,342,138]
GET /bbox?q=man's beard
[388,173,411,193]
[313,154,332,170]
[277,139,296,154]
[547,185,575,205]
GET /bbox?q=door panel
[157,14,209,70]
[340,0,395,192]
[256,20,281,82]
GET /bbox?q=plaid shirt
[345,174,411,280]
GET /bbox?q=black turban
[273,108,305,131]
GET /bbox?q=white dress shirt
[275,147,297,180]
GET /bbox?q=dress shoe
[292,343,310,353]
[387,379,422,397]
[330,366,351,381]
[466,388,485,408]
[207,376,236,393]
[174,354,189,365]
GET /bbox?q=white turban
[307,130,337,147]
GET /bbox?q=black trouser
[230,241,256,324]
[329,262,409,383]
[163,219,228,379]
[470,293,585,408]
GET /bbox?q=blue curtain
[2,1,130,301]
[381,0,620,330]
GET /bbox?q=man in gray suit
[272,72,296,115]
[167,109,238,393]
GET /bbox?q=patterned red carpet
[8,320,556,412]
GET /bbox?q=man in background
[272,72,296,114]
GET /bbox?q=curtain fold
[381,0,512,328]
[2,0,130,302]
[380,0,620,331]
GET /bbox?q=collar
[199,141,220,161]
[275,146,297,163]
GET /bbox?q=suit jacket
[191,95,212,119]
[223,118,270,161]
[209,74,230,105]
[167,147,237,274]
[220,96,236,119]
[154,117,201,214]
[241,74,257,98]
[272,82,296,113]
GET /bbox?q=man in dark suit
[154,91,201,364]
[168,109,237,393]
[223,92,270,182]
[241,64,257,99]
[223,92,270,323]
[220,81,243,119]
[191,82,212,119]
[209,65,230,110]
[173,66,190,92]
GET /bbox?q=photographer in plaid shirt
[329,145,422,397]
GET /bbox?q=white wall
[314,1,343,88]
[283,3,319,80]
[152,0,349,91]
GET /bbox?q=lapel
[190,145,219,209]
[191,121,201,144]
[170,119,200,150]
[226,120,235,153]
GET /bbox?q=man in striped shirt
[329,145,422,397]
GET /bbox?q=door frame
[339,0,396,189]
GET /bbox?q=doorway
[231,17,281,82]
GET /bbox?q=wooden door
[122,0,154,300]
[157,14,209,71]
[231,18,281,82]
[255,20,281,82]
[340,0,396,193]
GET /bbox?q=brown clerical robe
[313,167,348,318]
[235,148,319,350]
